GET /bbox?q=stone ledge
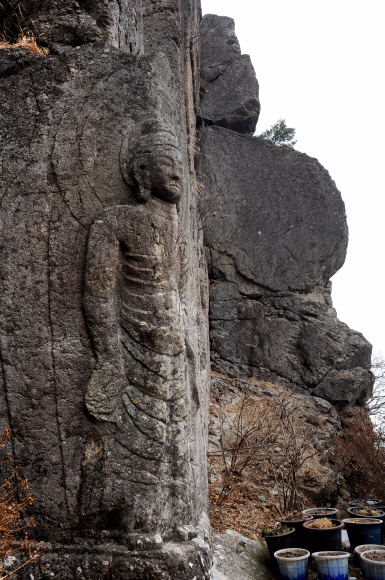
[17,540,211,580]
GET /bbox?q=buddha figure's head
[121,126,184,203]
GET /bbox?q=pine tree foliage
[257,119,297,147]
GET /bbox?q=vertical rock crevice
[47,206,71,519]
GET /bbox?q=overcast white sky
[201,0,385,359]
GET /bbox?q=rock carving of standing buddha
[83,123,191,546]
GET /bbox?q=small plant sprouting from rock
[0,1,47,54]
[0,427,45,579]
[256,119,297,147]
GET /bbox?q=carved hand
[85,361,127,421]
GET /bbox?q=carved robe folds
[84,198,188,540]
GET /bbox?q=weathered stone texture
[212,529,272,580]
[0,11,210,575]
[198,127,348,293]
[1,0,143,52]
[0,2,376,578]
[200,15,260,133]
[200,15,241,83]
[208,281,372,410]
[18,540,211,580]
[197,126,373,410]
[197,23,373,416]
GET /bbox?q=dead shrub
[209,381,318,514]
[263,392,318,514]
[369,354,385,419]
[0,31,49,55]
[0,427,45,579]
[330,410,385,500]
[214,386,272,504]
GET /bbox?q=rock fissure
[50,131,88,230]
[47,208,71,519]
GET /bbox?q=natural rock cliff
[196,14,373,413]
[0,2,211,579]
[199,14,260,133]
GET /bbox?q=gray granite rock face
[200,15,241,83]
[0,2,210,577]
[198,127,348,293]
[200,15,260,133]
[0,0,143,53]
[197,126,373,410]
[208,281,373,410]
[20,540,211,580]
[212,530,273,580]
[197,25,373,413]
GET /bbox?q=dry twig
[0,428,46,579]
[0,31,48,55]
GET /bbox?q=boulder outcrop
[198,127,348,292]
[206,280,373,410]
[197,18,373,412]
[199,15,260,133]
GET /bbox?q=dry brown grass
[0,32,49,55]
[331,410,385,500]
[209,487,281,540]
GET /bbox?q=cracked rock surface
[200,15,260,134]
[212,529,272,580]
[197,18,373,414]
[197,127,373,411]
[197,126,348,293]
[0,0,143,53]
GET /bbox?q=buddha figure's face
[132,133,184,203]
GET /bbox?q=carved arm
[83,207,126,421]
